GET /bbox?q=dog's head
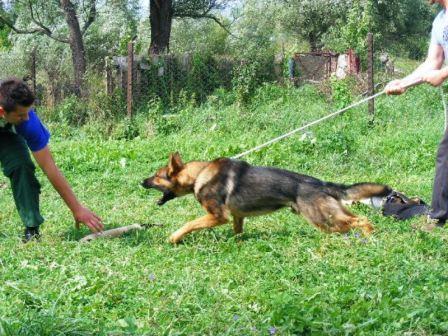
[142,152,194,206]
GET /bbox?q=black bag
[382,191,429,220]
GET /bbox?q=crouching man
[0,78,103,242]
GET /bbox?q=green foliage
[173,0,227,17]
[401,35,429,60]
[232,60,260,107]
[109,116,140,140]
[53,95,89,126]
[170,17,230,55]
[278,0,433,59]
[144,97,182,136]
[282,0,351,51]
[185,53,221,104]
[0,25,11,50]
[330,75,353,110]
[369,0,433,59]
[323,0,373,58]
[140,52,224,108]
[42,89,127,127]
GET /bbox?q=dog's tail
[342,183,392,201]
[324,182,392,201]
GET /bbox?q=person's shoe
[23,226,40,243]
[420,216,445,232]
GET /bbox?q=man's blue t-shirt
[15,109,51,152]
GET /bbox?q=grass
[1,80,448,335]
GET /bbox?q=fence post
[127,41,134,118]
[105,57,114,96]
[136,62,141,104]
[367,32,375,118]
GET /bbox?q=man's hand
[73,206,104,233]
[385,79,406,95]
[33,146,104,234]
[422,69,447,87]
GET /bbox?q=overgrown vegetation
[0,0,436,109]
[1,81,448,335]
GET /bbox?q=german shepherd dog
[142,153,392,243]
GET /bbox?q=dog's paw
[169,231,183,244]
[360,218,374,236]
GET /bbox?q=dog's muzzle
[141,177,155,189]
[141,177,177,205]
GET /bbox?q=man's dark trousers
[431,130,448,224]
[0,126,44,228]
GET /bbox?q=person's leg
[0,129,44,230]
[430,131,448,225]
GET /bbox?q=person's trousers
[431,130,448,224]
[0,127,44,228]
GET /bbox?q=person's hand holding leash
[385,79,406,95]
[385,77,425,95]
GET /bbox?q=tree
[169,17,229,54]
[370,0,433,58]
[280,0,432,57]
[322,0,433,59]
[149,0,230,55]
[0,2,11,51]
[281,0,350,51]
[0,0,97,96]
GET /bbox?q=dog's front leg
[169,214,228,243]
[233,216,244,234]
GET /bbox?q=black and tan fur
[142,153,392,243]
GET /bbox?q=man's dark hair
[0,78,35,113]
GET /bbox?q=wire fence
[23,35,388,120]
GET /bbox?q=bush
[330,75,353,110]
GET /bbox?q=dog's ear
[168,152,184,176]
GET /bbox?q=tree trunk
[149,0,173,55]
[309,33,319,52]
[60,0,86,96]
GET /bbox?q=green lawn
[1,83,448,335]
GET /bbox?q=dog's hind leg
[326,204,374,236]
[233,216,244,234]
[293,198,333,233]
[169,212,229,244]
[332,201,374,235]
[346,216,374,236]
[296,196,374,236]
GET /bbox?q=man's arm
[385,43,446,94]
[32,145,104,232]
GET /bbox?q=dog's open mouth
[157,191,177,206]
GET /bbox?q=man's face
[0,105,32,125]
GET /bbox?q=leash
[232,78,423,160]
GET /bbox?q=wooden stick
[80,224,144,242]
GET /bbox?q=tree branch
[176,12,234,37]
[0,15,42,34]
[81,0,96,35]
[25,0,69,43]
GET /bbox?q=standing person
[385,0,448,229]
[0,78,103,242]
